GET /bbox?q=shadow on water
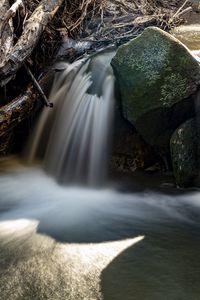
[1,159,200,299]
[2,45,200,299]
[101,231,200,300]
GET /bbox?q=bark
[0,69,55,139]
[0,85,38,138]
[0,0,13,68]
[0,0,64,87]
[0,131,13,154]
[1,0,25,35]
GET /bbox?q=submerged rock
[170,119,199,187]
[111,27,200,152]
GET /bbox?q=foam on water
[0,157,200,241]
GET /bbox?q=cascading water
[27,51,115,186]
[0,49,200,300]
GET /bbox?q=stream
[0,24,200,300]
[0,158,200,299]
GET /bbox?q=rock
[170,118,199,187]
[110,108,159,173]
[111,27,200,152]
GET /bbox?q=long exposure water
[27,51,115,186]
[0,49,200,299]
[0,157,200,299]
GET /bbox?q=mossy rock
[111,27,200,151]
[170,119,199,187]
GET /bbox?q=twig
[23,63,53,107]
[69,0,93,31]
[175,6,192,18]
[169,0,189,23]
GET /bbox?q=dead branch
[69,0,94,32]
[23,63,53,107]
[0,85,38,138]
[0,0,64,87]
[102,15,157,31]
[6,0,25,18]
[169,0,191,24]
[0,67,55,138]
[0,0,14,67]
[0,0,25,38]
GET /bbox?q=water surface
[0,158,200,300]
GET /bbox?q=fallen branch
[0,0,14,67]
[69,0,94,32]
[0,85,38,138]
[0,0,64,87]
[0,68,55,138]
[175,6,192,18]
[0,0,25,40]
[5,0,24,18]
[102,15,157,31]
[23,63,53,107]
[0,131,13,154]
[169,0,190,23]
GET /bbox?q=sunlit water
[0,158,200,300]
[172,24,200,51]
[172,24,200,62]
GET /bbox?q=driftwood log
[0,85,38,138]
[0,0,64,152]
[0,0,64,87]
[0,69,55,138]
[0,0,13,68]
[0,69,55,155]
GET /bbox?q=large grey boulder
[111,27,200,152]
[170,118,199,187]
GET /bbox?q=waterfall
[27,50,115,186]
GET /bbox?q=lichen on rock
[111,26,200,151]
[160,73,189,107]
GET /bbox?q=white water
[27,51,115,186]
[0,158,200,299]
[1,50,200,299]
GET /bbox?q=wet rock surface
[170,118,199,187]
[110,113,159,173]
[112,27,200,152]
